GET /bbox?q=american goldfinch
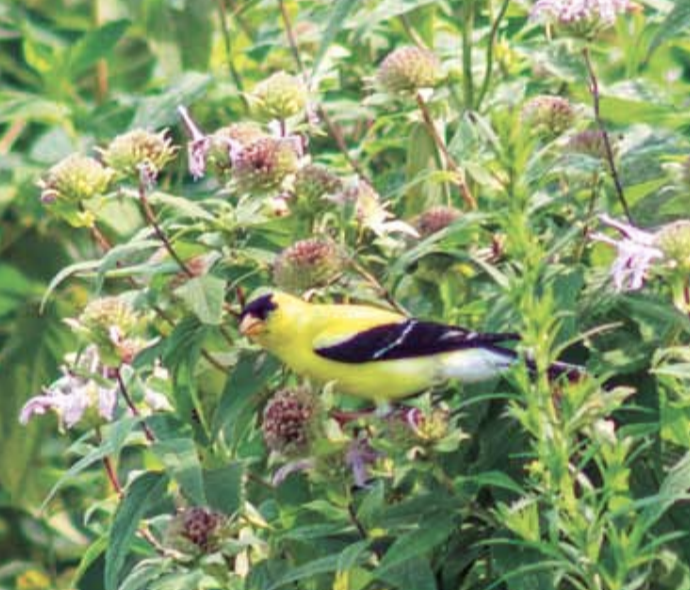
[239,290,580,402]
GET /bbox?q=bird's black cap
[240,293,277,321]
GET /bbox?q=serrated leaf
[105,471,168,590]
[69,20,130,75]
[152,437,206,505]
[174,275,226,325]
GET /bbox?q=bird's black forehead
[241,293,277,319]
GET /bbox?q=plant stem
[582,47,632,222]
[276,0,370,181]
[138,181,195,278]
[137,180,236,346]
[415,92,477,209]
[96,426,123,497]
[476,0,511,110]
[214,0,249,111]
[350,260,408,316]
[115,367,156,443]
[461,0,475,110]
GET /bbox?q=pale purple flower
[592,214,664,291]
[531,0,630,27]
[19,346,118,430]
[178,105,211,180]
[345,437,379,488]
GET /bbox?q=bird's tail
[439,345,584,384]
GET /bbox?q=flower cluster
[531,0,631,36]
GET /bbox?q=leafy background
[0,0,689,589]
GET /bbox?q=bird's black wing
[314,319,519,364]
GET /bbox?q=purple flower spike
[178,105,211,180]
[592,214,664,291]
[346,438,379,488]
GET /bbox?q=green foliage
[0,0,689,589]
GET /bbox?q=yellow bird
[239,290,579,403]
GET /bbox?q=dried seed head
[38,154,113,205]
[262,387,317,455]
[99,129,178,179]
[294,164,343,203]
[376,46,441,94]
[233,137,300,194]
[273,238,345,293]
[250,72,308,120]
[521,95,576,139]
[414,206,463,237]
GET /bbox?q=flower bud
[262,387,317,456]
[250,72,308,120]
[233,137,300,194]
[414,206,462,237]
[521,95,576,139]
[38,154,113,206]
[99,129,178,180]
[376,46,441,94]
[294,164,343,204]
[273,239,345,293]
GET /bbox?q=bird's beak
[239,315,264,338]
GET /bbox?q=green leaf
[152,437,206,505]
[266,554,342,590]
[202,462,245,515]
[69,20,130,76]
[71,534,108,587]
[380,556,437,590]
[376,511,457,575]
[41,417,138,511]
[311,0,359,80]
[212,352,279,443]
[105,471,168,590]
[131,72,212,130]
[174,275,226,325]
[41,259,101,312]
[648,0,690,59]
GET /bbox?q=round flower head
[294,164,343,204]
[99,129,178,180]
[273,238,345,293]
[38,154,113,226]
[414,206,462,238]
[250,72,308,120]
[208,122,267,177]
[531,0,631,38]
[377,46,441,94]
[656,220,690,276]
[71,297,146,366]
[232,137,301,195]
[262,387,318,456]
[521,95,576,139]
